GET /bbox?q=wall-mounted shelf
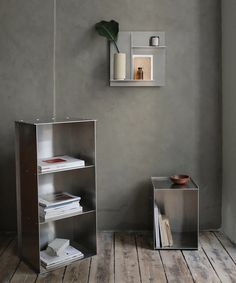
[110,31,166,87]
[110,79,155,82]
[110,79,157,87]
[132,45,166,49]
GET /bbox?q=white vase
[114,53,126,80]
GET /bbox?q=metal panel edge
[15,121,22,255]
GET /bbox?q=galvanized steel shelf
[15,118,97,273]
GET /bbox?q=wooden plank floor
[1,231,236,283]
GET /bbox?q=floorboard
[136,233,167,283]
[0,239,20,283]
[36,267,65,283]
[0,235,13,256]
[200,231,236,283]
[89,232,114,283]
[63,258,91,283]
[160,250,194,283]
[183,247,220,283]
[10,262,37,283]
[115,232,141,283]
[214,231,236,264]
[3,232,236,283]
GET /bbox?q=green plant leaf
[95,20,120,53]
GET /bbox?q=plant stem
[100,24,120,53]
[113,40,120,53]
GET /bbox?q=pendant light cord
[53,0,57,118]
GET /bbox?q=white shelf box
[110,31,166,87]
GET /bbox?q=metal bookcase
[15,118,97,273]
[152,177,199,250]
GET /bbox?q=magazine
[40,201,80,213]
[39,192,81,208]
[41,206,83,220]
[38,155,85,173]
[40,245,84,269]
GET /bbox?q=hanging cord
[53,0,57,118]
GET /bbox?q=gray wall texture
[222,0,236,243]
[0,0,221,231]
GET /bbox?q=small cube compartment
[38,166,96,221]
[39,212,96,272]
[37,121,95,165]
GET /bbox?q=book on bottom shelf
[40,245,84,270]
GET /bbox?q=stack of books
[38,155,85,173]
[40,238,84,270]
[39,192,83,221]
[154,202,173,248]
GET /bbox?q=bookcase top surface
[151,177,198,190]
[15,118,96,125]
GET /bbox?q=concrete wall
[0,0,221,231]
[0,0,54,231]
[222,0,236,243]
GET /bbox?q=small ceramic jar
[150,36,160,46]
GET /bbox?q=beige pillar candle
[114,53,126,80]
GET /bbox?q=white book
[154,202,160,248]
[39,201,81,215]
[41,206,83,220]
[42,255,84,270]
[39,192,81,208]
[46,238,70,257]
[40,245,84,267]
[38,155,85,173]
[40,208,82,218]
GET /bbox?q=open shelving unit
[110,31,166,87]
[152,177,199,250]
[15,118,97,273]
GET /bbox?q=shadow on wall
[99,180,153,231]
[0,129,17,231]
[197,0,221,229]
